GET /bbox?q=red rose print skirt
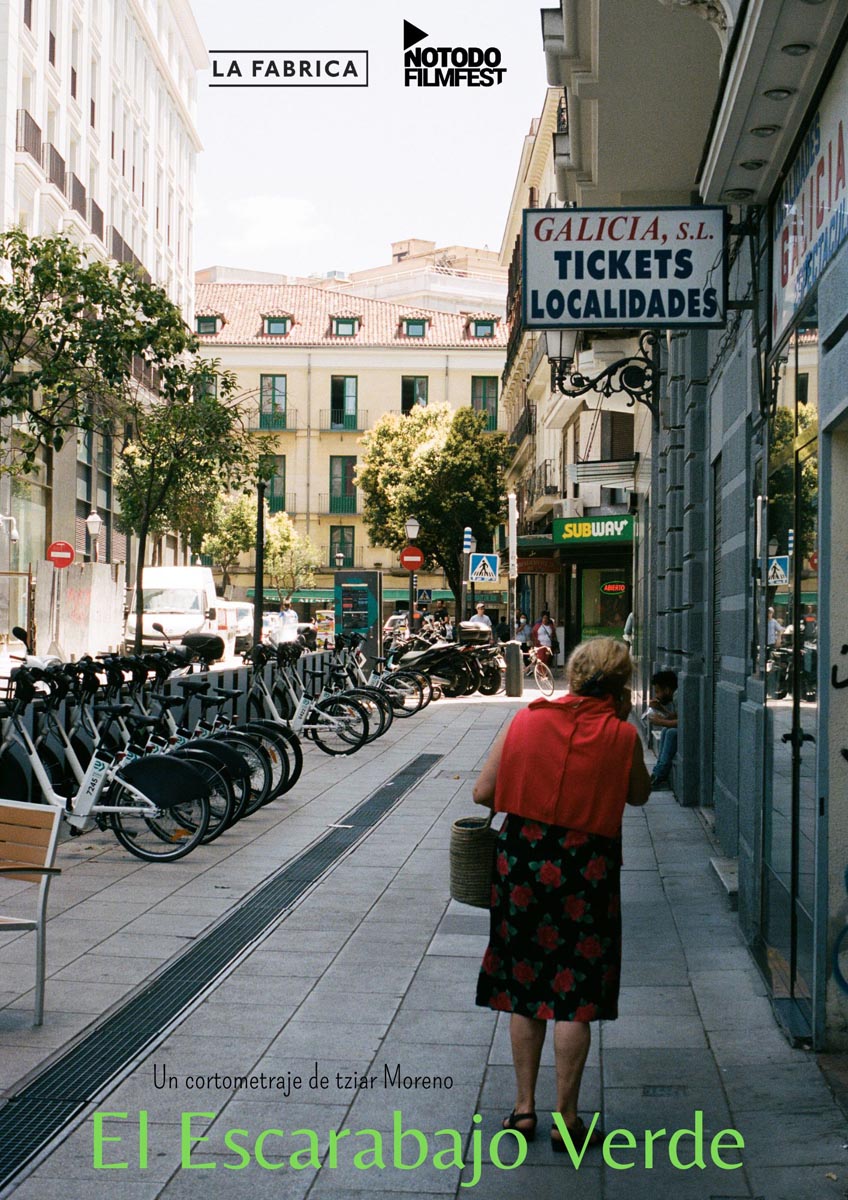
[475,814,622,1022]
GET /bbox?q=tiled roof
[195,283,509,348]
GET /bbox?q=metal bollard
[504,641,524,697]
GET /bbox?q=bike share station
[334,569,383,664]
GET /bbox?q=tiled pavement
[0,688,846,1199]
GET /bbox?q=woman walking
[473,637,650,1149]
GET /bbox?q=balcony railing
[252,408,299,432]
[319,493,359,516]
[69,173,86,218]
[88,198,104,241]
[15,109,41,163]
[509,404,536,447]
[321,546,364,569]
[268,490,296,515]
[319,409,367,432]
[526,459,560,509]
[471,404,499,433]
[109,225,131,264]
[42,143,65,192]
[557,88,569,133]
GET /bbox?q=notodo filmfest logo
[403,20,506,88]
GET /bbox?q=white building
[0,0,206,615]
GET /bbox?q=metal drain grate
[0,752,441,1189]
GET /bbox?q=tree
[356,403,513,604]
[202,494,258,592]
[0,229,192,473]
[264,512,321,603]
[114,359,259,651]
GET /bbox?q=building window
[401,376,428,414]
[333,317,358,337]
[403,319,427,338]
[268,455,286,513]
[330,376,358,430]
[329,455,357,514]
[23,0,33,31]
[600,411,634,460]
[264,316,290,336]
[471,377,498,431]
[259,375,287,429]
[472,320,495,338]
[196,315,217,335]
[330,525,354,568]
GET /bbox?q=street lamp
[405,516,419,633]
[0,515,19,544]
[85,509,103,562]
[335,550,345,569]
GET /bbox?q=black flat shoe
[551,1116,604,1152]
[502,1110,537,1142]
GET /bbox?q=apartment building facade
[195,281,507,613]
[0,0,205,626]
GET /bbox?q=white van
[125,566,233,657]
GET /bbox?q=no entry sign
[46,540,75,568]
[399,545,425,571]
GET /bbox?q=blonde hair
[566,637,632,697]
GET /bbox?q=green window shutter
[260,375,286,429]
[330,525,355,566]
[330,455,357,512]
[472,377,498,431]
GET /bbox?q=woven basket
[449,811,498,908]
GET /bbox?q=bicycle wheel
[379,671,424,717]
[190,737,253,823]
[534,659,555,696]
[171,747,236,842]
[108,756,210,861]
[342,687,392,743]
[307,695,369,755]
[244,719,303,794]
[238,721,290,801]
[217,731,272,816]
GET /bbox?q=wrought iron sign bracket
[550,330,660,422]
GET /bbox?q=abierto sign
[522,207,726,329]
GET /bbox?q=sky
[191,1,547,277]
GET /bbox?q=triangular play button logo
[404,20,428,50]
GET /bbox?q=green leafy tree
[115,360,259,651]
[264,512,321,603]
[201,494,258,591]
[0,229,191,472]
[356,404,513,604]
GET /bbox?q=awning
[246,587,335,603]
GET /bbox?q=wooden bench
[0,799,62,1025]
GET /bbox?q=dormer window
[333,317,359,337]
[264,316,291,336]
[472,320,495,338]
[196,315,219,335]
[403,318,427,338]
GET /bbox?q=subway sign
[522,206,726,328]
[553,516,634,544]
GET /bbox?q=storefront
[757,35,848,1046]
[553,515,634,653]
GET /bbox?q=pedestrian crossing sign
[469,553,499,583]
[767,555,789,586]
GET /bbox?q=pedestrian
[278,598,299,642]
[473,638,650,1149]
[495,615,511,644]
[532,612,557,665]
[643,669,678,789]
[515,613,531,646]
[433,600,449,624]
[766,606,783,651]
[468,602,493,641]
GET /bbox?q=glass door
[761,315,819,1041]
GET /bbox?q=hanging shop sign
[516,556,559,574]
[552,515,635,544]
[772,47,848,342]
[522,206,726,329]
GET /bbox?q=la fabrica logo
[403,20,506,88]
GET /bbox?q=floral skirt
[475,813,622,1022]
